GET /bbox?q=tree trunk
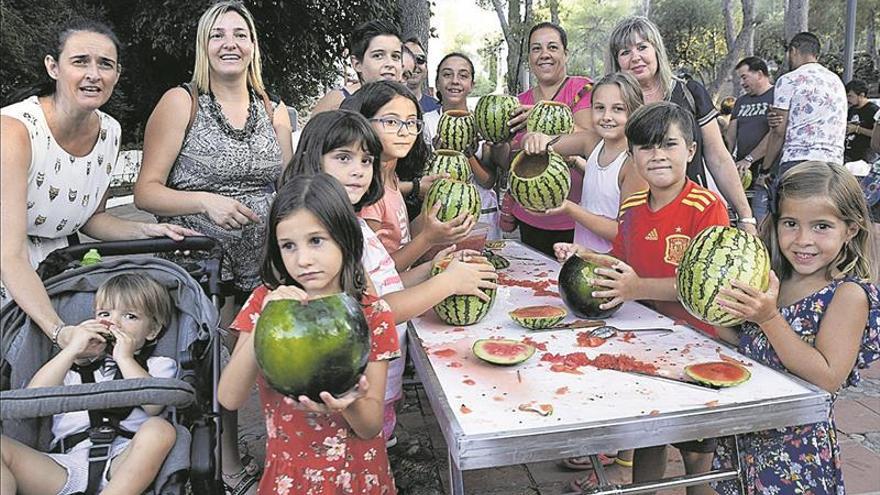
[723,0,735,49]
[396,0,430,47]
[784,0,809,44]
[548,0,559,25]
[642,0,652,17]
[708,0,757,97]
[868,9,880,71]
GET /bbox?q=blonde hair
[591,72,644,116]
[95,273,174,335]
[191,1,266,96]
[761,161,877,282]
[607,16,676,100]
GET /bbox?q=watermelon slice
[509,305,567,329]
[473,339,535,365]
[684,361,751,387]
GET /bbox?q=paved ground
[109,200,880,494]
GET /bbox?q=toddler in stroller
[1,273,178,495]
[1,242,225,495]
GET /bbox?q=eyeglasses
[370,117,424,135]
[415,54,427,66]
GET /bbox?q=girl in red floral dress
[218,174,400,494]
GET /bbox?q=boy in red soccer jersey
[555,101,728,495]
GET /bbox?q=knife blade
[530,319,606,331]
[621,370,720,391]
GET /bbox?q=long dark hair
[341,80,430,182]
[261,174,366,298]
[281,110,384,212]
[8,18,121,104]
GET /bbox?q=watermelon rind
[741,169,753,190]
[437,110,476,152]
[428,149,473,182]
[475,94,519,142]
[676,226,771,327]
[509,150,571,212]
[684,361,751,387]
[558,253,621,319]
[254,294,370,402]
[526,101,574,135]
[432,257,496,325]
[509,305,567,329]
[472,338,536,365]
[422,178,482,223]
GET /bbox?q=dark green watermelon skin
[557,254,621,319]
[254,294,370,402]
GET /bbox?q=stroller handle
[53,236,218,258]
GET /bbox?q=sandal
[560,453,616,471]
[223,455,261,495]
[569,471,599,492]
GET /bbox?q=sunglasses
[415,54,427,66]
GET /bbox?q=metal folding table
[408,241,831,494]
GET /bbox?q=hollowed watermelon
[509,150,571,212]
[437,110,476,152]
[558,253,621,319]
[509,305,567,329]
[254,294,370,402]
[428,149,473,182]
[432,257,496,326]
[473,339,535,365]
[684,361,751,387]
[676,226,770,326]
[526,101,574,135]
[475,94,519,142]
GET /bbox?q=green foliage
[651,0,727,83]
[1,0,396,147]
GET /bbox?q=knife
[621,370,720,391]
[530,319,606,331]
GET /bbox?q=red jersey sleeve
[693,190,731,232]
[231,285,269,333]
[361,294,401,361]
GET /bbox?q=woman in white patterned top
[0,20,195,351]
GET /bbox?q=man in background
[845,79,879,163]
[404,38,441,113]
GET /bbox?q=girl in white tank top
[575,141,628,252]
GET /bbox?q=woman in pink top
[507,22,594,256]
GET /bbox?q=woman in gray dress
[133,3,292,493]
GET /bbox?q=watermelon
[432,257,496,325]
[472,339,535,365]
[427,149,473,182]
[509,305,567,329]
[474,94,519,142]
[558,253,621,319]
[437,110,476,152]
[254,294,369,402]
[676,226,771,327]
[526,101,574,135]
[509,150,571,212]
[685,361,751,387]
[422,178,482,222]
[741,169,753,190]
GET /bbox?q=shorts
[48,437,131,495]
[672,438,718,453]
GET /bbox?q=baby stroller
[0,237,225,494]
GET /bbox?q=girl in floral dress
[218,174,400,494]
[714,161,880,494]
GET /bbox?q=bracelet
[737,216,757,226]
[545,135,562,152]
[51,323,66,347]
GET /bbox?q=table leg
[448,451,465,494]
[590,454,611,486]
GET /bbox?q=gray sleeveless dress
[158,90,281,294]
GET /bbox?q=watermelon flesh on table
[254,294,370,402]
[685,361,751,387]
[472,338,536,365]
[676,226,770,326]
[558,253,621,319]
[509,305,567,329]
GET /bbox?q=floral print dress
[232,286,401,495]
[714,277,880,495]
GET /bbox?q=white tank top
[574,140,627,253]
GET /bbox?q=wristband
[744,154,754,163]
[737,216,757,226]
[51,323,66,347]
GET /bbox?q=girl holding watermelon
[281,109,497,445]
[712,161,880,494]
[218,174,402,494]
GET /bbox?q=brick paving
[108,200,880,494]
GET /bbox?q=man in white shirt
[765,32,847,174]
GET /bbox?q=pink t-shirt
[358,179,412,254]
[513,76,593,231]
